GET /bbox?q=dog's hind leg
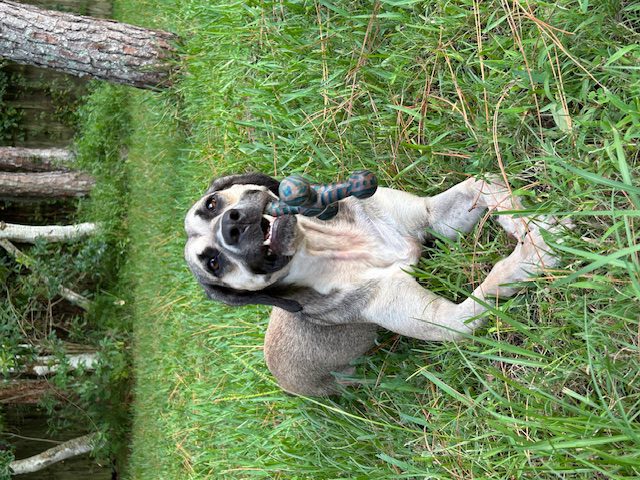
[363,218,562,342]
[424,175,536,240]
[264,309,378,396]
[369,175,541,242]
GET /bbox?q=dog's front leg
[362,222,559,341]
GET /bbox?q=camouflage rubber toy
[264,170,378,220]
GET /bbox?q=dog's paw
[483,217,570,297]
[517,222,560,271]
[506,214,573,278]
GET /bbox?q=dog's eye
[205,195,218,211]
[208,255,221,273]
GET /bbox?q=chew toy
[265,170,378,220]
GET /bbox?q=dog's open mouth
[261,215,295,257]
[261,216,271,242]
[249,214,296,275]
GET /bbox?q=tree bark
[0,222,98,243]
[0,171,95,198]
[0,379,52,404]
[9,432,97,475]
[0,0,178,90]
[0,147,74,172]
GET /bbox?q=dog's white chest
[284,202,422,293]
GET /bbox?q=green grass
[69,83,135,462]
[106,0,640,477]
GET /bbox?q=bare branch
[9,433,97,475]
[0,222,98,243]
[0,171,95,198]
[0,147,74,172]
[30,353,98,376]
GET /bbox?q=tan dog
[184,173,561,396]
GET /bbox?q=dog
[184,172,561,396]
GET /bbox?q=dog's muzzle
[221,192,297,275]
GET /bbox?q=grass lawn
[104,0,640,477]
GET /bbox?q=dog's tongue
[269,215,297,256]
[269,217,286,255]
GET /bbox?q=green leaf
[554,161,640,196]
[523,434,632,452]
[418,370,474,408]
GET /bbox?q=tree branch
[0,171,95,198]
[0,222,98,243]
[0,147,74,172]
[9,433,97,475]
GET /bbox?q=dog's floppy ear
[207,173,280,197]
[202,283,302,313]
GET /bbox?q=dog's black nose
[221,208,250,246]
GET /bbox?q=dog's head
[184,173,303,312]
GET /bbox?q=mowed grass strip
[111,0,640,478]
